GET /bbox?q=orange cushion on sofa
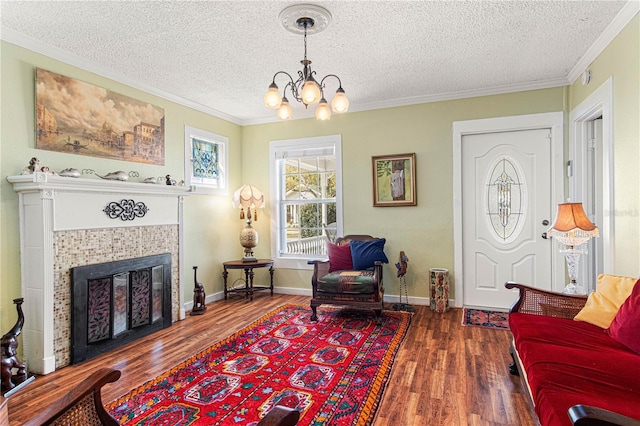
[573,274,638,329]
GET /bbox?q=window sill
[273,257,323,270]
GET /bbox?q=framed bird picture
[372,153,417,207]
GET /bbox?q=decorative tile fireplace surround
[8,173,191,374]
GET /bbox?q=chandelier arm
[285,80,302,104]
[271,70,296,86]
[272,71,304,103]
[283,81,294,97]
[319,74,343,89]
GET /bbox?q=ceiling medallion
[279,4,332,35]
[263,4,348,121]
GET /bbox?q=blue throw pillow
[349,238,389,270]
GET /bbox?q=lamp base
[562,282,586,295]
[239,221,258,263]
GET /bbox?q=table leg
[222,268,229,300]
[248,268,255,301]
[269,265,274,296]
[244,268,250,299]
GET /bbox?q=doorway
[453,112,564,309]
[569,78,614,292]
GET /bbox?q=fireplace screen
[72,254,171,364]
[113,274,128,338]
[86,266,164,344]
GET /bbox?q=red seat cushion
[510,313,640,426]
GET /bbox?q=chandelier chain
[303,25,308,61]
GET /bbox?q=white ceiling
[0,1,634,125]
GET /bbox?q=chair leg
[310,304,318,322]
[509,351,520,376]
[374,309,382,325]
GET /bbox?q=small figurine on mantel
[1,299,28,394]
[190,266,207,316]
[21,157,39,174]
[166,175,177,186]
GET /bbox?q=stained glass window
[485,156,527,243]
[192,138,219,180]
[184,126,228,194]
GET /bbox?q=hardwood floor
[7,294,535,425]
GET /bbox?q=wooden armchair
[23,368,120,426]
[309,235,386,323]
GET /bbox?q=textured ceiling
[0,1,630,124]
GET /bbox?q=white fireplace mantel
[8,172,192,374]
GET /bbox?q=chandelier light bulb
[301,79,321,105]
[263,83,282,109]
[315,98,331,120]
[331,88,349,113]
[276,97,293,120]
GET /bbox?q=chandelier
[263,4,349,121]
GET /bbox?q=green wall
[1,13,638,337]
[242,89,566,299]
[569,14,639,277]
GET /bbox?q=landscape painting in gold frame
[36,68,165,165]
[372,153,417,207]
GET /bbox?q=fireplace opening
[71,253,172,364]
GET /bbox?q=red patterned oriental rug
[461,307,509,330]
[107,304,411,425]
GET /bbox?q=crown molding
[567,0,640,84]
[349,78,571,113]
[0,27,243,126]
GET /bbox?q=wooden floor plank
[6,294,535,425]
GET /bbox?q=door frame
[452,112,565,307]
[569,77,614,280]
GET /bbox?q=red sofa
[506,282,640,426]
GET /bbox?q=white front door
[461,128,554,309]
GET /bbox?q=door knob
[542,232,549,240]
[542,220,550,226]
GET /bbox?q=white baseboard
[388,295,429,306]
[207,291,226,303]
[183,287,456,312]
[273,286,313,297]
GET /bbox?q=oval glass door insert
[485,155,527,243]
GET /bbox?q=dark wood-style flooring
[7,294,536,425]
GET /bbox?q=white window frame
[184,125,229,195]
[269,135,343,270]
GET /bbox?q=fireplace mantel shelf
[8,172,193,197]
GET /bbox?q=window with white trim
[184,126,228,195]
[270,135,342,269]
